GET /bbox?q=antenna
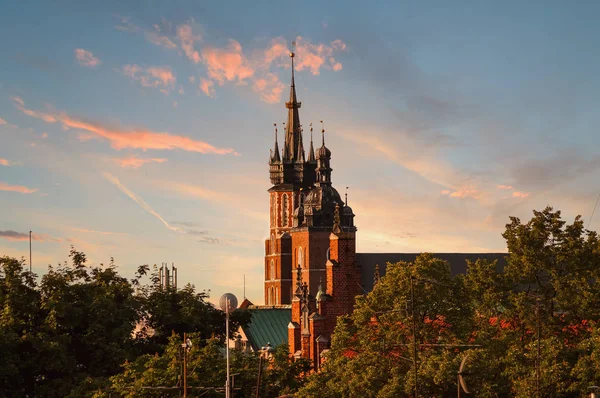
[29,230,32,273]
[320,120,325,145]
[345,186,349,205]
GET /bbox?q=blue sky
[1,1,600,303]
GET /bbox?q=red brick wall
[288,322,300,354]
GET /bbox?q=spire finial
[345,186,349,205]
[290,40,296,87]
[310,123,313,142]
[274,123,278,143]
[320,120,325,146]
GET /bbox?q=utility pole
[536,298,540,398]
[183,333,188,398]
[410,276,418,398]
[29,230,32,273]
[255,355,263,398]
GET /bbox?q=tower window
[326,247,331,261]
[298,247,303,268]
[270,260,275,280]
[282,194,289,227]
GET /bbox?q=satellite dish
[219,293,238,313]
[458,352,471,395]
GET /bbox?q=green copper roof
[243,306,291,351]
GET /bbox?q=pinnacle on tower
[284,44,304,163]
[308,122,316,162]
[271,123,281,163]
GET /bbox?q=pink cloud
[120,65,176,93]
[114,156,167,168]
[252,73,285,104]
[70,227,126,236]
[199,78,215,97]
[512,191,530,198]
[42,132,48,138]
[0,158,11,166]
[13,97,238,155]
[74,48,101,67]
[202,39,254,84]
[0,117,6,125]
[293,37,347,75]
[497,185,513,190]
[177,24,202,63]
[441,186,481,200]
[0,182,37,194]
[115,17,177,49]
[0,230,61,242]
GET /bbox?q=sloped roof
[242,306,291,351]
[357,252,507,292]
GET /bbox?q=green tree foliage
[104,335,309,398]
[299,207,600,397]
[0,248,248,397]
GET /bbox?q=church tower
[265,47,360,369]
[265,49,316,305]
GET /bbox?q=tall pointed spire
[271,123,281,162]
[308,123,316,162]
[284,42,304,162]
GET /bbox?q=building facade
[264,51,360,368]
[263,53,507,370]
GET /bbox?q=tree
[133,264,251,355]
[298,253,471,397]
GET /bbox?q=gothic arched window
[282,194,289,227]
[270,234,275,254]
[270,194,275,227]
[270,260,275,280]
[326,247,331,261]
[298,247,303,268]
[275,287,279,305]
[271,287,274,305]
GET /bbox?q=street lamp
[220,293,238,398]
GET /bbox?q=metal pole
[226,299,231,398]
[536,298,540,398]
[411,276,418,398]
[29,230,32,273]
[255,354,263,398]
[183,333,188,398]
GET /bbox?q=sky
[1,1,600,304]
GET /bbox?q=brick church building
[261,51,505,369]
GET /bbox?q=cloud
[13,97,238,155]
[0,230,60,242]
[0,117,6,125]
[114,156,167,168]
[199,236,219,244]
[0,182,37,194]
[199,78,215,97]
[252,73,285,104]
[497,185,513,190]
[0,158,12,166]
[441,186,481,200]
[115,16,177,49]
[512,191,530,198]
[177,23,202,63]
[74,48,101,68]
[120,65,176,93]
[202,39,254,84]
[69,228,126,236]
[102,172,181,232]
